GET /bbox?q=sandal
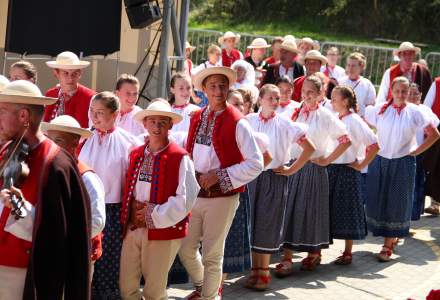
[377,245,393,262]
[274,258,294,278]
[253,268,271,291]
[334,251,352,265]
[243,267,259,289]
[300,255,321,271]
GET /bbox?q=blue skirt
[366,155,416,237]
[412,156,426,221]
[223,189,252,273]
[92,203,122,300]
[328,164,367,240]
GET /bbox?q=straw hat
[0,80,57,105]
[247,38,270,49]
[0,75,9,92]
[300,50,328,65]
[192,66,236,91]
[279,39,300,54]
[185,41,196,52]
[297,37,320,50]
[218,31,241,45]
[283,35,296,41]
[41,115,92,138]
[134,99,182,124]
[394,41,421,56]
[46,51,90,70]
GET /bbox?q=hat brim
[41,122,93,138]
[247,45,271,49]
[192,66,237,91]
[46,61,90,70]
[300,55,328,66]
[394,47,421,56]
[298,40,320,51]
[186,46,196,52]
[279,45,300,54]
[218,35,241,45]
[134,110,183,125]
[0,94,57,106]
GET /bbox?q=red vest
[432,77,440,119]
[221,48,241,67]
[44,84,96,128]
[77,160,103,261]
[293,75,306,102]
[186,105,245,194]
[387,64,404,101]
[0,139,59,268]
[121,142,189,240]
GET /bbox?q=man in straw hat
[119,99,199,300]
[292,49,328,101]
[180,67,263,300]
[263,38,304,85]
[245,38,270,70]
[377,41,432,103]
[43,51,96,128]
[0,80,91,299]
[218,31,243,68]
[41,115,106,275]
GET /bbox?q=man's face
[279,49,295,65]
[202,75,229,107]
[142,115,172,139]
[46,130,79,156]
[55,69,81,87]
[305,59,322,75]
[0,103,28,141]
[399,50,416,69]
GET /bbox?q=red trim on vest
[121,142,189,240]
[186,105,245,194]
[432,77,440,118]
[292,76,306,102]
[222,49,241,67]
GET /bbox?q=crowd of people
[0,32,440,300]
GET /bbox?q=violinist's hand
[0,187,24,209]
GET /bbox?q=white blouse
[134,148,200,229]
[338,76,376,116]
[253,131,270,154]
[115,105,146,137]
[416,104,439,146]
[276,101,300,115]
[365,103,431,159]
[82,171,106,237]
[289,105,348,160]
[79,127,142,204]
[247,113,307,170]
[329,113,378,164]
[171,103,200,134]
[424,82,437,109]
[320,64,346,82]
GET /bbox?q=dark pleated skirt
[412,155,426,221]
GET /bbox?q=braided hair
[333,85,359,113]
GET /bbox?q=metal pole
[179,0,190,51]
[171,2,184,71]
[157,0,172,97]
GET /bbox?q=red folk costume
[292,75,307,102]
[221,48,241,68]
[44,84,96,128]
[386,63,432,101]
[121,142,189,240]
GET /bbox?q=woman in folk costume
[292,50,328,102]
[320,47,346,82]
[41,115,106,276]
[275,76,300,115]
[119,99,199,300]
[364,77,440,262]
[44,51,95,128]
[9,60,37,83]
[218,31,243,68]
[275,75,351,276]
[178,67,263,300]
[114,74,146,137]
[246,84,315,290]
[79,92,142,299]
[407,83,440,221]
[377,42,432,104]
[327,86,379,265]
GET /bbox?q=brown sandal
[334,251,352,265]
[377,245,393,262]
[300,255,321,271]
[274,258,294,278]
[243,267,259,289]
[253,268,271,291]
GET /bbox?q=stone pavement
[168,214,440,300]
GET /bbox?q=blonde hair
[207,44,221,55]
[92,91,120,112]
[115,73,140,90]
[326,46,339,55]
[259,84,279,98]
[304,75,322,92]
[10,60,37,82]
[347,52,367,68]
[391,76,410,89]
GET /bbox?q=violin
[0,131,30,220]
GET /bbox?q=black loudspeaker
[125,1,162,29]
[6,0,122,56]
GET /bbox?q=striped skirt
[283,162,330,252]
[248,170,289,254]
[366,155,416,237]
[328,164,367,240]
[92,203,122,300]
